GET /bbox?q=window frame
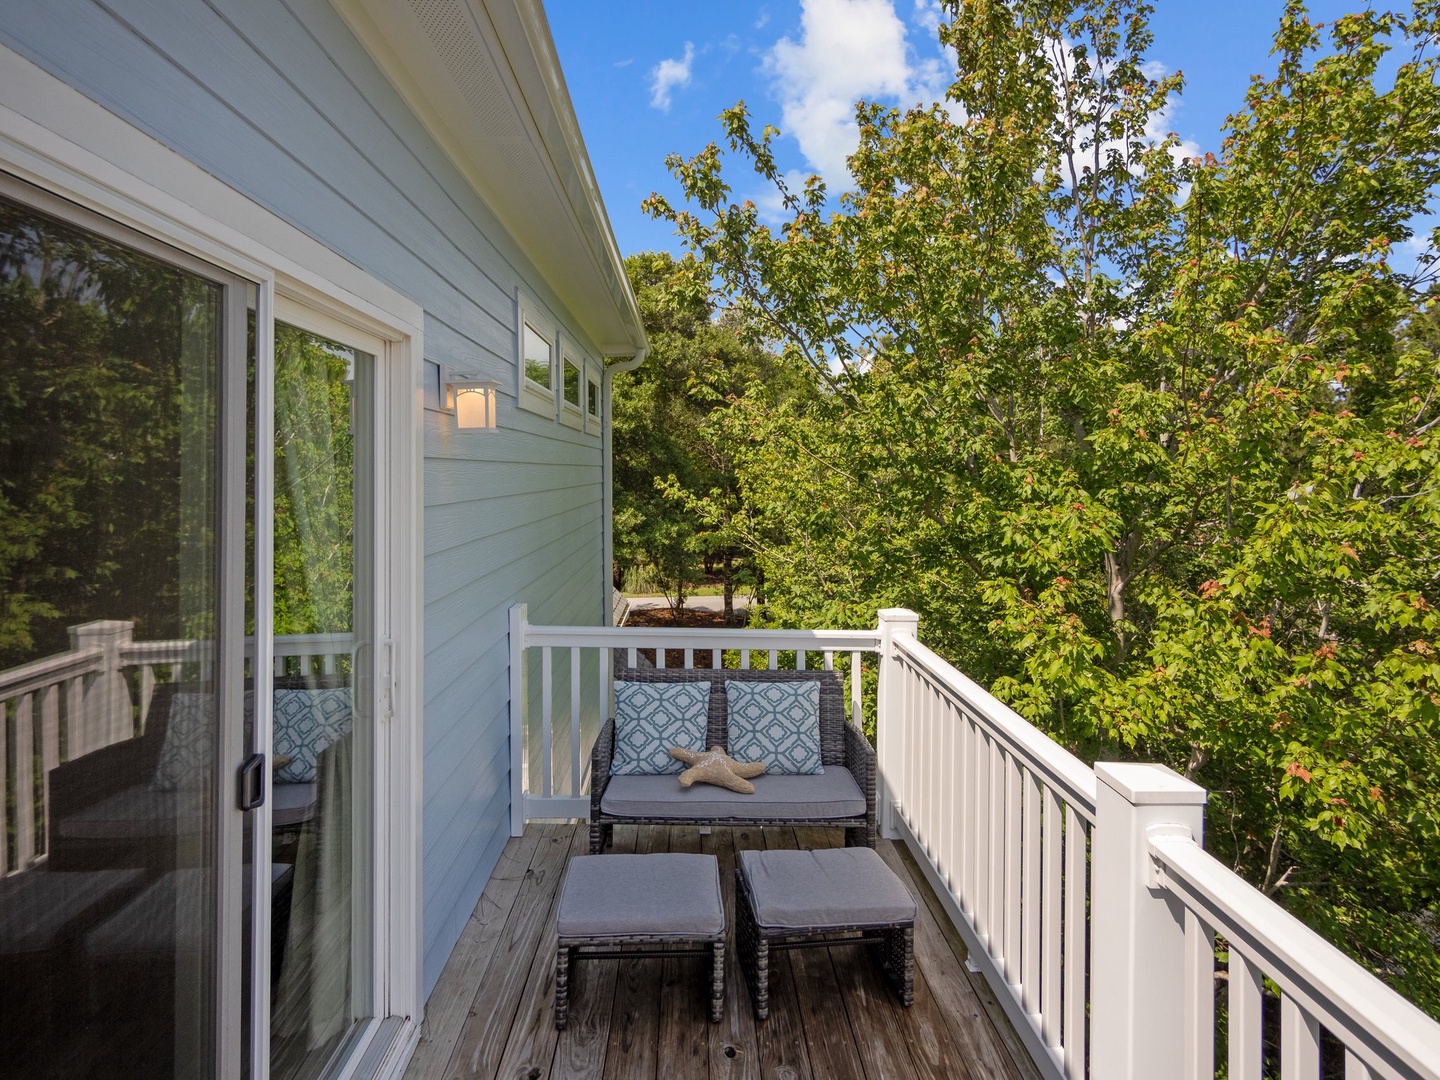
[584,359,602,436]
[559,342,584,430]
[516,291,557,417]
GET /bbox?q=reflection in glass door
[0,179,247,1079]
[267,320,375,1080]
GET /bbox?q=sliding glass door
[0,175,247,1079]
[265,315,378,1080]
[0,171,404,1080]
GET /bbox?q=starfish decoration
[668,745,767,794]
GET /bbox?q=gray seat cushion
[272,781,317,829]
[557,853,724,939]
[52,785,206,842]
[85,864,294,957]
[0,869,144,954]
[600,767,866,821]
[738,847,917,930]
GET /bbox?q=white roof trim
[330,0,645,357]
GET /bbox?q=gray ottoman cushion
[557,853,724,939]
[600,767,866,820]
[738,847,916,930]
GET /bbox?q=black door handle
[237,753,266,811]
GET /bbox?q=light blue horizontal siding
[0,0,613,997]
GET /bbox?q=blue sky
[547,0,1388,259]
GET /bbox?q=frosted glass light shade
[449,379,498,430]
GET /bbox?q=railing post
[508,604,528,837]
[1091,762,1208,1080]
[875,607,919,841]
[68,620,134,752]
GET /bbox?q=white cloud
[649,42,695,112]
[755,9,771,30]
[614,58,634,69]
[763,0,939,186]
[913,0,944,33]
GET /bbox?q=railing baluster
[570,647,581,797]
[941,695,959,890]
[1182,907,1214,1080]
[849,652,862,728]
[1280,996,1321,1080]
[14,693,35,869]
[597,646,610,789]
[768,649,778,670]
[655,645,665,669]
[1041,784,1064,1049]
[1229,950,1264,1080]
[65,675,87,758]
[683,648,693,670]
[989,738,1005,958]
[627,646,636,669]
[40,685,60,853]
[960,712,976,918]
[0,698,9,873]
[823,650,834,671]
[138,665,156,730]
[541,647,553,798]
[1022,766,1042,1015]
[796,649,806,670]
[1003,751,1022,985]
[974,730,992,943]
[924,679,937,858]
[741,649,751,670]
[1063,809,1091,1079]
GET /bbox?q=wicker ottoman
[554,853,726,1029]
[736,847,916,1019]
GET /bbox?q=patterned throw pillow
[152,691,218,792]
[273,688,353,783]
[726,680,824,775]
[611,680,711,775]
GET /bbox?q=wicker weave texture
[735,866,914,1020]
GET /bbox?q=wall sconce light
[447,377,499,431]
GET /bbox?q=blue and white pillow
[152,691,217,791]
[726,681,824,775]
[273,687,352,783]
[612,680,711,775]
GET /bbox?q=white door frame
[0,43,425,1080]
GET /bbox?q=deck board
[404,824,1032,1080]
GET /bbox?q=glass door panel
[0,183,239,1079]
[267,320,375,1080]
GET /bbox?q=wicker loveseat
[589,666,876,855]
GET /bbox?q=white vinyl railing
[1150,831,1440,1080]
[507,603,880,829]
[0,620,352,874]
[510,603,1440,1080]
[879,610,1095,1080]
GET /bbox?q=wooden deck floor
[403,823,1041,1080]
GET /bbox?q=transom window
[523,323,552,391]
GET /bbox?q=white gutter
[600,345,648,623]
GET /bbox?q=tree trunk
[1104,549,1130,663]
[722,551,734,623]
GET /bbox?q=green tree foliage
[272,323,356,637]
[0,193,220,669]
[646,0,1440,1012]
[613,252,812,618]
